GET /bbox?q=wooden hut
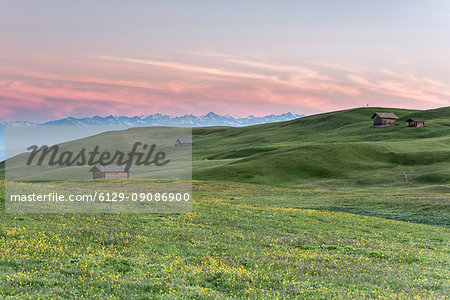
[371,112,399,127]
[406,118,426,127]
[175,138,192,146]
[89,164,133,179]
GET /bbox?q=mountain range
[1,112,303,127]
[0,112,303,161]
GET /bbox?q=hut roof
[406,118,426,122]
[89,164,133,173]
[371,112,399,119]
[176,138,192,143]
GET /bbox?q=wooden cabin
[175,138,192,146]
[406,118,426,127]
[371,112,399,127]
[89,164,133,179]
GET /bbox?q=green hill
[192,106,450,187]
[1,106,449,187]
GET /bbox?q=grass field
[0,181,449,299]
[0,107,449,298]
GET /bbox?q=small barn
[406,118,426,127]
[371,112,399,127]
[175,138,192,146]
[89,164,133,179]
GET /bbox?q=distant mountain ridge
[0,112,303,161]
[2,112,304,127]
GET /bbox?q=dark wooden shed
[371,112,399,127]
[406,118,426,127]
[89,164,133,179]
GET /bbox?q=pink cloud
[0,52,448,122]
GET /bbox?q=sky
[0,0,449,122]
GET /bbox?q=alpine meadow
[0,107,449,298]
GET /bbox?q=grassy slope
[2,106,449,186]
[0,181,448,299]
[0,107,449,298]
[192,107,450,187]
[197,181,450,227]
[1,107,449,223]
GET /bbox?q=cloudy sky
[0,0,449,122]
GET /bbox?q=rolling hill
[1,106,449,187]
[192,106,450,187]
